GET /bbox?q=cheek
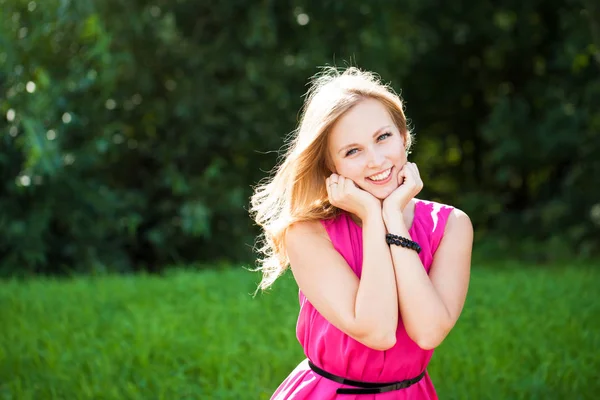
[397,151,407,165]
[334,160,363,181]
[390,139,407,161]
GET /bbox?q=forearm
[385,216,451,349]
[353,210,399,346]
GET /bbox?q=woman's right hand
[326,174,381,220]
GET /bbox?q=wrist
[386,233,422,254]
[386,219,409,236]
[382,203,402,223]
[382,208,408,234]
[361,204,382,222]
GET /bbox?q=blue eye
[378,132,392,141]
[345,148,358,157]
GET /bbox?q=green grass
[0,262,598,399]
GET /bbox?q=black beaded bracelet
[385,233,422,254]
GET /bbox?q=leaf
[21,117,61,176]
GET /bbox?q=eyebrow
[337,125,393,155]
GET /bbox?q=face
[327,98,407,200]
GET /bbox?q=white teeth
[369,168,391,181]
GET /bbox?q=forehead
[329,98,394,148]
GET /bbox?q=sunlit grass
[0,262,598,399]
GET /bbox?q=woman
[250,67,473,399]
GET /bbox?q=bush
[1,0,598,275]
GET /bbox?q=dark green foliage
[0,0,598,274]
[402,0,600,260]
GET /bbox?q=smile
[367,168,393,184]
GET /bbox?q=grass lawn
[0,261,598,399]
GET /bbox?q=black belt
[308,360,426,395]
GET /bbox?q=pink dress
[271,199,455,400]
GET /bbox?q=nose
[367,148,386,169]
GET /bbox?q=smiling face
[327,98,408,200]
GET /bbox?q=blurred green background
[1,0,599,399]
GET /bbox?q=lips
[366,167,393,185]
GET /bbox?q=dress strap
[417,200,454,256]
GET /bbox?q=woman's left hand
[382,162,423,217]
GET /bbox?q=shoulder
[423,200,472,241]
[285,219,331,245]
[415,198,468,220]
[414,198,455,229]
[415,198,454,211]
[447,207,471,225]
[446,207,473,238]
[415,198,472,249]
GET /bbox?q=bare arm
[286,210,399,351]
[384,208,473,349]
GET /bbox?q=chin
[366,185,397,200]
[370,191,388,200]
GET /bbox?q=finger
[330,177,340,199]
[401,171,411,185]
[330,173,339,184]
[403,163,414,179]
[406,164,423,188]
[327,177,339,199]
[337,176,346,194]
[411,163,422,178]
[397,163,407,177]
[397,164,408,177]
[341,177,353,193]
[411,163,424,188]
[409,163,420,180]
[345,177,356,193]
[347,177,359,190]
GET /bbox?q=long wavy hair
[249,67,414,291]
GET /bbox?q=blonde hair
[249,66,413,291]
